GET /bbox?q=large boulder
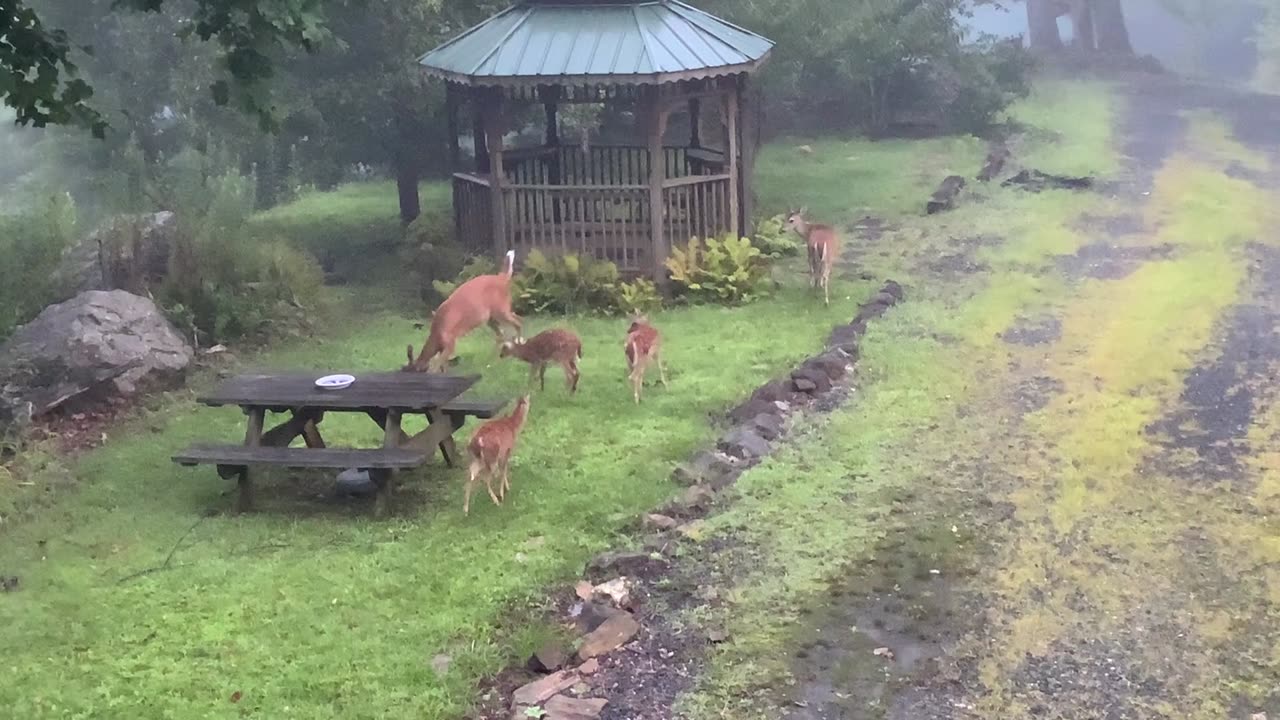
[57,212,178,296]
[0,290,193,429]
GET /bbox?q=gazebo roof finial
[418,0,773,87]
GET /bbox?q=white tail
[503,250,515,277]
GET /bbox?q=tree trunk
[396,158,421,225]
[1091,0,1133,55]
[1071,0,1096,51]
[1027,0,1064,51]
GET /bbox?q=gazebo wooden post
[688,98,702,150]
[646,87,673,286]
[482,88,509,258]
[539,85,562,222]
[445,82,461,171]
[725,81,740,238]
[472,95,489,174]
[737,75,757,236]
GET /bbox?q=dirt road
[777,77,1280,720]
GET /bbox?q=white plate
[315,374,356,390]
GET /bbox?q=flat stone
[577,658,600,675]
[882,280,905,301]
[528,640,570,673]
[791,367,833,394]
[792,377,818,393]
[334,468,376,498]
[748,379,794,404]
[570,600,625,634]
[592,577,632,609]
[727,396,782,424]
[826,325,862,352]
[674,484,716,514]
[748,413,785,441]
[642,513,678,531]
[577,613,641,660]
[803,352,850,381]
[586,550,665,579]
[512,670,578,706]
[671,450,735,487]
[544,695,608,720]
[719,428,771,460]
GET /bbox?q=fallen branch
[116,514,208,584]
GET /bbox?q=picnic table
[172,372,507,517]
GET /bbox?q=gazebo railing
[660,174,734,249]
[450,149,736,275]
[505,145,695,186]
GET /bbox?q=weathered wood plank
[173,445,428,469]
[199,373,478,411]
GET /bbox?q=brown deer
[499,328,582,394]
[785,208,839,306]
[624,316,667,404]
[404,250,523,372]
[464,394,531,515]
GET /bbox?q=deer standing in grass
[404,250,522,372]
[464,395,530,515]
[500,328,582,394]
[624,316,667,404]
[786,208,839,306]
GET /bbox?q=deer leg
[632,367,642,404]
[527,364,538,389]
[566,360,579,394]
[494,308,523,340]
[539,364,547,390]
[657,352,669,387]
[484,468,502,506]
[464,460,481,516]
[499,457,511,499]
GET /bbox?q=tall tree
[1091,0,1133,54]
[1026,0,1064,51]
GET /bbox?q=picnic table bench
[172,372,507,517]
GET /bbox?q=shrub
[0,192,78,341]
[514,249,623,314]
[614,279,664,315]
[157,165,323,346]
[665,234,772,305]
[430,250,664,316]
[402,208,467,306]
[751,214,803,258]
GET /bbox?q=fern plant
[665,233,771,305]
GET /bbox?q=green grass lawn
[0,280,864,719]
[1,89,1003,718]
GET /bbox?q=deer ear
[798,206,808,215]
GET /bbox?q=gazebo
[418,0,773,282]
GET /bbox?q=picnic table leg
[237,408,265,512]
[374,410,403,519]
[428,409,461,468]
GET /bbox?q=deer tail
[503,249,515,277]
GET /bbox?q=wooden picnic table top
[198,372,479,412]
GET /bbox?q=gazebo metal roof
[418,0,773,86]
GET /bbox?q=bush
[751,214,803,258]
[665,234,772,305]
[430,250,664,316]
[0,192,78,341]
[402,208,468,306]
[157,163,324,346]
[514,249,624,314]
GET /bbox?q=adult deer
[785,208,839,306]
[404,250,522,372]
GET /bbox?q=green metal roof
[418,1,773,86]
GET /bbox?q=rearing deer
[785,208,839,306]
[404,250,522,373]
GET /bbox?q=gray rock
[803,352,850,381]
[335,468,377,497]
[528,640,570,673]
[0,290,193,429]
[826,324,862,352]
[671,450,736,487]
[792,377,818,393]
[543,694,608,719]
[748,413,785,441]
[642,513,679,531]
[586,550,666,579]
[720,427,772,460]
[727,396,782,424]
[791,367,833,394]
[57,212,178,296]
